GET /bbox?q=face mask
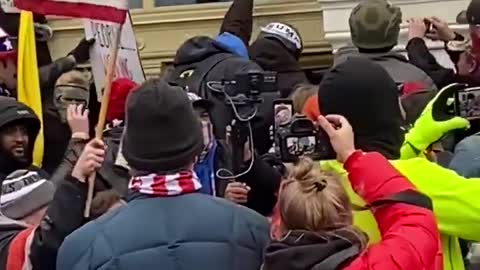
[53,85,90,122]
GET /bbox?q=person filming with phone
[264,114,440,270]
[407,0,480,89]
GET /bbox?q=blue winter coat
[56,193,270,270]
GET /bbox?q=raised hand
[317,115,356,163]
[67,104,89,139]
[71,139,105,182]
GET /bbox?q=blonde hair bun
[290,158,328,193]
[279,157,368,248]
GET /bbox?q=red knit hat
[106,78,138,123]
[302,94,320,122]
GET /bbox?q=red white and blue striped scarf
[129,171,202,196]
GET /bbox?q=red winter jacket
[344,152,441,270]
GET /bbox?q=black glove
[69,38,95,64]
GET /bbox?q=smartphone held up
[455,86,480,121]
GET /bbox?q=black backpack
[167,52,235,98]
[166,52,277,154]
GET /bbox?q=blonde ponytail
[279,158,368,248]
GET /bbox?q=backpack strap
[311,245,360,270]
[352,190,433,212]
[370,189,433,210]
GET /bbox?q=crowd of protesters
[1,0,480,269]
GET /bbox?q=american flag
[14,0,128,24]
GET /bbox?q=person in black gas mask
[0,97,45,181]
[249,22,308,98]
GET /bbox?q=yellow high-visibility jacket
[322,157,480,270]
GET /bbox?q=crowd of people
[1,0,480,269]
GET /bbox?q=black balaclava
[318,57,404,159]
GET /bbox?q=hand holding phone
[317,115,355,163]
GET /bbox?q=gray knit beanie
[122,79,204,173]
[1,170,54,220]
[349,0,402,50]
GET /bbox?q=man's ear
[469,58,478,74]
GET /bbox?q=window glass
[129,0,143,9]
[154,0,229,7]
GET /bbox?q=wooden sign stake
[84,23,124,218]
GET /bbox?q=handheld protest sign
[84,12,145,102]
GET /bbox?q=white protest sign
[84,13,145,101]
[1,0,19,13]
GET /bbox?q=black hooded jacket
[263,230,361,270]
[0,98,45,180]
[250,38,308,98]
[318,58,405,159]
[168,36,276,154]
[0,99,88,270]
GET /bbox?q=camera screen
[274,103,293,128]
[286,136,316,156]
[458,89,480,120]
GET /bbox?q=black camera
[224,71,277,98]
[275,115,335,163]
[217,71,277,174]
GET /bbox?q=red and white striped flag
[14,0,128,24]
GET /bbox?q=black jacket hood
[0,98,41,144]
[173,36,226,66]
[249,38,308,97]
[0,98,41,177]
[250,38,302,73]
[318,57,404,159]
[263,230,360,270]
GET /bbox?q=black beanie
[122,79,204,173]
[318,57,404,159]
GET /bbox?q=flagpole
[84,23,124,218]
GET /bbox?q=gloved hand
[68,38,95,64]
[401,83,470,159]
[34,23,53,42]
